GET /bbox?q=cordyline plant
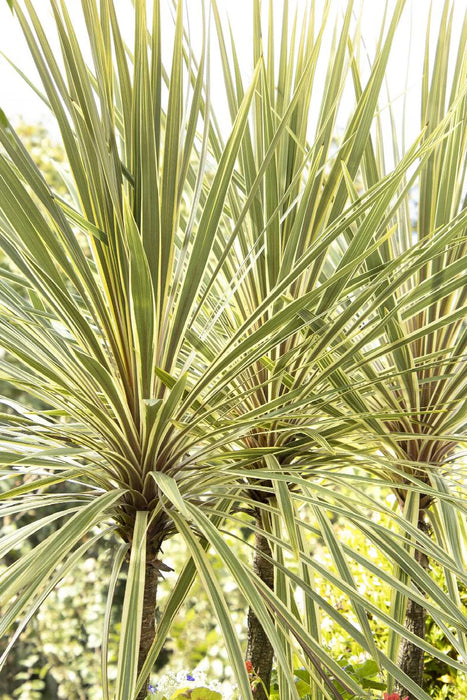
[0,2,466,700]
[305,2,467,697]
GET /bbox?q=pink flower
[383,693,409,700]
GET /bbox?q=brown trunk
[246,512,274,700]
[395,518,430,697]
[136,549,161,700]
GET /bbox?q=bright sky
[0,0,464,156]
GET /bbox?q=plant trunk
[136,551,160,700]
[395,518,430,697]
[246,512,274,700]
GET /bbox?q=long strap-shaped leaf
[115,510,148,700]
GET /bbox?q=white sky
[0,0,464,157]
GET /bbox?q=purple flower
[148,683,158,694]
[186,674,195,681]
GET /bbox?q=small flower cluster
[147,670,235,698]
[383,693,409,700]
[148,673,196,696]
